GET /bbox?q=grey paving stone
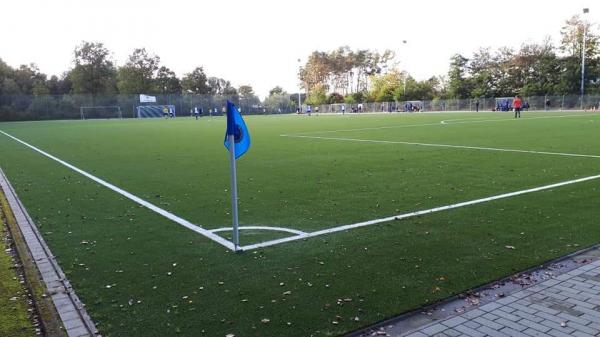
[63,317,84,330]
[492,309,521,322]
[461,308,485,319]
[404,332,428,337]
[494,317,528,332]
[498,327,529,337]
[522,327,548,336]
[440,329,461,337]
[479,301,503,312]
[68,326,91,337]
[512,310,544,323]
[528,303,561,315]
[496,304,516,313]
[473,316,504,330]
[515,317,550,333]
[452,324,485,337]
[462,320,481,330]
[440,316,467,328]
[419,323,447,336]
[475,325,511,337]
[564,320,600,335]
[508,302,538,315]
[569,331,595,337]
[545,329,575,337]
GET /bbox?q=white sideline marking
[210,226,307,235]
[240,173,600,251]
[290,113,600,135]
[0,130,235,251]
[280,135,600,159]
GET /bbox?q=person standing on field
[513,95,522,118]
[475,99,480,112]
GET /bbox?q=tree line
[0,42,267,105]
[301,15,599,105]
[0,14,598,119]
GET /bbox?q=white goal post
[80,106,123,120]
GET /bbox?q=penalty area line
[0,130,235,251]
[240,173,600,251]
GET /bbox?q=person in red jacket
[513,95,522,118]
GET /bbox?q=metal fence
[0,94,298,121]
[304,95,600,114]
[1,94,600,121]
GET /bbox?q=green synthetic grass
[0,111,599,336]
[0,212,35,337]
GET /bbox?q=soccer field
[1,111,600,336]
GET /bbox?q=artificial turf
[0,111,599,336]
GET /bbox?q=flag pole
[227,133,240,251]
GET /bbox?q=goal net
[494,97,514,111]
[402,100,424,112]
[136,105,176,118]
[80,106,122,120]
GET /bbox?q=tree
[238,85,259,103]
[69,41,117,95]
[327,92,344,104]
[181,67,209,94]
[46,74,72,95]
[207,77,236,96]
[559,15,600,94]
[155,66,181,94]
[305,83,327,105]
[268,86,285,96]
[446,54,472,98]
[263,87,293,113]
[369,70,401,102]
[117,48,160,94]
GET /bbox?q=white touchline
[240,173,600,251]
[0,130,235,251]
[280,134,600,159]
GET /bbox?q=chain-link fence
[0,94,298,121]
[1,94,600,121]
[303,95,600,115]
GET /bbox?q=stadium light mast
[297,58,302,113]
[401,40,408,99]
[581,8,589,109]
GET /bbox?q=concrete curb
[0,168,100,337]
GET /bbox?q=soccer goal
[494,97,514,111]
[80,106,123,120]
[136,105,176,118]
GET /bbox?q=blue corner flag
[224,100,251,159]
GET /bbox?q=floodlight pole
[297,58,302,112]
[227,134,240,250]
[401,40,408,100]
[580,8,589,110]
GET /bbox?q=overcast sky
[0,0,596,98]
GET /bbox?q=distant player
[307,105,312,116]
[513,95,522,118]
[194,107,200,120]
[168,106,175,118]
[163,107,169,118]
[341,105,345,114]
